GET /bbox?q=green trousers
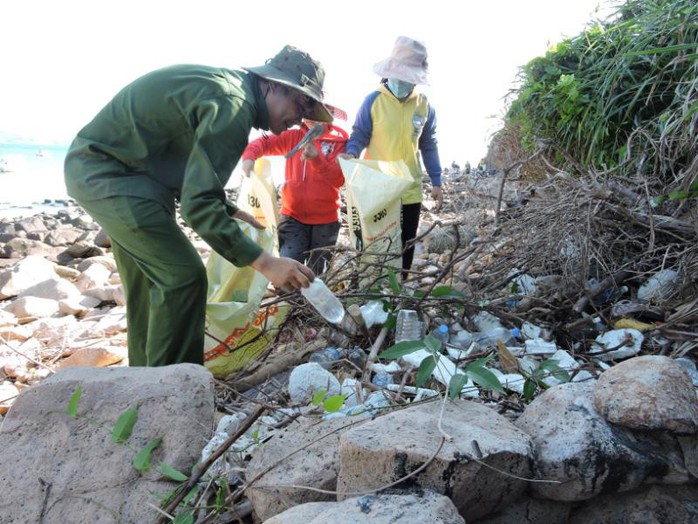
[77,196,206,366]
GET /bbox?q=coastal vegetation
[498,0,697,200]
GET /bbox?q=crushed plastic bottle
[371,372,392,388]
[324,347,342,361]
[301,278,345,324]
[347,347,367,368]
[395,309,422,343]
[453,329,474,347]
[431,324,450,344]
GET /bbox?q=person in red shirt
[241,119,348,273]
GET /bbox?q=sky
[0,0,614,167]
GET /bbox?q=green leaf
[551,368,571,383]
[539,359,571,383]
[67,386,82,418]
[387,267,401,295]
[159,462,189,482]
[448,374,470,400]
[466,365,505,394]
[311,389,327,406]
[173,511,194,524]
[323,394,346,413]
[112,405,139,444]
[538,359,561,371]
[133,437,162,473]
[182,486,199,506]
[470,355,495,368]
[415,355,438,388]
[423,335,442,353]
[430,285,464,298]
[215,485,226,510]
[523,379,537,402]
[668,190,690,200]
[378,340,425,360]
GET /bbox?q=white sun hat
[372,36,429,85]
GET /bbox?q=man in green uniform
[64,45,331,367]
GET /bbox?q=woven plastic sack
[236,158,280,244]
[339,158,413,282]
[203,213,287,377]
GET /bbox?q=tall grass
[505,0,697,188]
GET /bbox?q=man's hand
[241,158,255,177]
[431,186,444,211]
[232,209,265,230]
[250,251,314,293]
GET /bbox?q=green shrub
[506,0,698,184]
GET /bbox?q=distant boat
[0,159,10,173]
[36,149,46,157]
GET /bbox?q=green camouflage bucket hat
[243,45,333,123]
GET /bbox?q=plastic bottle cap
[438,325,448,333]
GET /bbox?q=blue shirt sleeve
[345,91,380,157]
[419,104,443,187]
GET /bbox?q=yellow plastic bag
[339,158,413,283]
[203,214,287,377]
[236,158,280,242]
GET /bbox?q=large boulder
[0,364,214,523]
[265,490,464,524]
[337,399,533,522]
[247,416,365,521]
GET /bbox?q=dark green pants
[77,196,206,366]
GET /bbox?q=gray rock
[568,484,698,524]
[265,490,465,524]
[288,362,341,403]
[337,399,533,522]
[593,355,698,433]
[0,364,214,524]
[0,255,57,299]
[247,416,364,521]
[476,494,571,524]
[516,381,693,502]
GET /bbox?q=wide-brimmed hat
[243,45,333,122]
[372,36,429,85]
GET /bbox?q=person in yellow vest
[341,36,443,276]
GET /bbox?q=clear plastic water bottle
[431,324,450,344]
[395,309,422,343]
[301,278,345,324]
[453,330,474,347]
[474,327,517,347]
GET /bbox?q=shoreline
[0,200,78,221]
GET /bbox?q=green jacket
[64,64,267,266]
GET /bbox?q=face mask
[387,78,415,99]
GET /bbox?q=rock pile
[0,168,696,522]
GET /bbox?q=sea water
[0,142,278,221]
[0,143,71,219]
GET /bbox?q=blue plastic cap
[510,327,521,338]
[438,325,448,333]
